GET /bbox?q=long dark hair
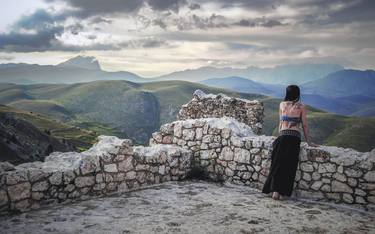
[284,85,300,102]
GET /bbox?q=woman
[261,85,318,200]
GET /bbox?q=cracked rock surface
[0,180,374,234]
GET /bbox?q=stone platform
[0,180,374,234]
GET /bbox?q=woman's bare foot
[272,192,280,200]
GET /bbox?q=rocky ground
[0,180,374,234]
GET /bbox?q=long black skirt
[261,134,301,196]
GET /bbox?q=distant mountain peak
[57,55,101,70]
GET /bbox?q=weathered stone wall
[150,117,375,210]
[1,91,374,215]
[177,90,264,134]
[0,136,192,214]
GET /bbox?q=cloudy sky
[0,0,374,77]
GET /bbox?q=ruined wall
[150,117,375,210]
[0,136,192,214]
[1,91,374,214]
[178,90,264,134]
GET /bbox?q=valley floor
[0,180,374,234]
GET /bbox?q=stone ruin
[0,90,374,215]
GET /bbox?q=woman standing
[262,85,318,200]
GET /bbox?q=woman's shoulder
[280,101,305,109]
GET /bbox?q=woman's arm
[301,105,318,147]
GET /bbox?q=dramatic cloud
[0,0,374,75]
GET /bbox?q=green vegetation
[0,105,97,150]
[0,80,373,152]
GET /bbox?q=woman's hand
[307,141,319,147]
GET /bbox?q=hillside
[0,80,374,151]
[0,105,98,164]
[200,75,375,117]
[301,69,375,98]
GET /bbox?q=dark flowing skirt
[261,134,301,196]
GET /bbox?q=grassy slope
[0,81,374,151]
[0,105,97,151]
[260,97,375,152]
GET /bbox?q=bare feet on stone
[272,192,280,200]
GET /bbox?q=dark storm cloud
[89,17,113,25]
[0,9,67,52]
[233,18,285,28]
[119,37,169,48]
[175,14,229,30]
[45,0,189,17]
[189,3,201,10]
[147,0,187,13]
[152,19,168,29]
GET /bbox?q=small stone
[31,192,44,200]
[8,182,31,202]
[14,199,30,211]
[74,176,95,188]
[344,168,363,178]
[332,173,346,182]
[29,169,47,182]
[364,171,375,182]
[104,164,118,173]
[63,171,76,184]
[201,150,216,160]
[355,196,366,204]
[342,194,354,203]
[321,184,330,192]
[300,162,314,172]
[49,171,63,185]
[302,172,311,181]
[32,180,49,192]
[118,157,134,172]
[233,148,250,163]
[347,178,357,187]
[0,190,8,206]
[355,188,366,196]
[219,147,234,161]
[6,170,28,185]
[159,165,166,175]
[331,180,353,193]
[182,129,195,141]
[311,181,322,190]
[126,171,136,180]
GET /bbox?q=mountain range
[0,80,374,155]
[0,56,343,85]
[200,69,375,117]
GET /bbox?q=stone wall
[177,90,264,134]
[0,136,192,214]
[1,91,374,214]
[150,117,375,210]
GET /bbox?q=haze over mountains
[0,55,374,118]
[0,55,374,162]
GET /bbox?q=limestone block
[104,164,118,173]
[233,148,250,163]
[331,180,353,193]
[49,171,63,185]
[364,171,375,182]
[118,157,134,172]
[8,182,31,202]
[0,190,8,206]
[32,181,49,192]
[6,170,28,185]
[74,176,95,188]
